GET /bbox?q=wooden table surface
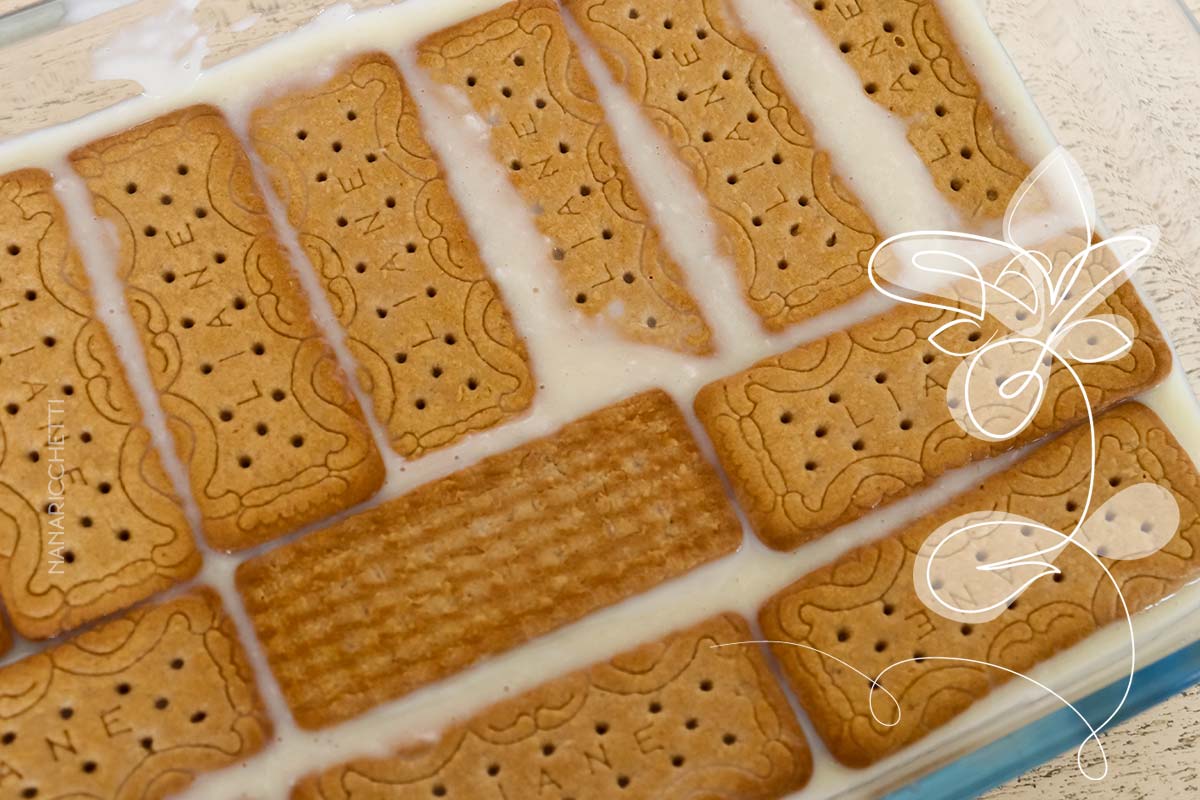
[0,0,1197,796]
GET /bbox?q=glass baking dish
[1,0,1198,797]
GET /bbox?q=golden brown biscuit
[0,588,273,797]
[237,389,743,729]
[418,0,715,354]
[250,53,536,458]
[760,403,1200,766]
[696,263,1171,550]
[293,614,811,799]
[70,105,386,551]
[567,0,881,329]
[0,168,199,638]
[798,0,1028,219]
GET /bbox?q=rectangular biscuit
[292,613,811,799]
[797,0,1028,219]
[566,0,882,330]
[0,168,200,639]
[759,402,1200,766]
[417,0,715,355]
[237,389,743,729]
[0,588,272,797]
[249,53,536,458]
[696,265,1171,550]
[70,106,386,551]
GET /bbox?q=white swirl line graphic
[720,148,1179,782]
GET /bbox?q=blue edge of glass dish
[886,637,1200,798]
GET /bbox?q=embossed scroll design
[728,148,1178,781]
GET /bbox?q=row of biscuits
[0,0,1188,798]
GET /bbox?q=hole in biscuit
[256,423,269,436]
[82,761,97,774]
[805,460,817,471]
[317,172,327,182]
[214,252,226,264]
[814,426,827,438]
[177,164,189,175]
[355,262,367,273]
[160,194,172,205]
[840,41,851,52]
[467,378,479,391]
[913,651,926,662]
[7,402,21,415]
[874,371,887,384]
[779,411,793,424]
[882,603,894,616]
[337,216,348,227]
[21,788,36,798]
[406,242,418,254]
[746,111,758,123]
[118,529,131,541]
[444,333,457,345]
[191,711,207,723]
[487,763,501,776]
[960,146,973,159]
[535,98,546,108]
[722,733,737,745]
[126,182,138,194]
[376,308,388,319]
[967,331,981,342]
[291,435,304,448]
[144,226,157,238]
[431,366,443,378]
[28,451,39,463]
[140,737,153,750]
[195,207,207,218]
[677,90,688,102]
[751,216,762,227]
[1066,500,1078,512]
[646,316,658,329]
[923,352,934,364]
[777,259,789,270]
[961,624,973,636]
[219,409,233,422]
[233,297,247,310]
[950,178,963,192]
[1141,521,1154,533]
[701,131,712,142]
[1053,572,1064,583]
[346,110,357,121]
[366,153,377,164]
[60,707,73,719]
[826,233,838,247]
[466,75,476,87]
[883,20,895,32]
[43,336,56,348]
[251,342,265,355]
[899,419,913,430]
[652,48,662,59]
[828,392,840,404]
[836,628,849,642]
[272,389,286,402]
[600,228,612,239]
[874,640,887,652]
[25,289,37,301]
[595,722,609,735]
[117,682,131,694]
[975,550,988,562]
[81,432,92,443]
[182,317,194,329]
[663,17,672,28]
[63,550,75,564]
[909,63,921,75]
[935,104,947,117]
[394,352,408,364]
[699,679,713,692]
[296,130,307,140]
[238,456,252,469]
[617,776,631,789]
[542,743,555,756]
[63,384,75,396]
[80,516,92,528]
[155,697,169,710]
[852,439,864,451]
[99,482,111,494]
[722,69,732,80]
[415,399,427,410]
[726,174,738,185]
[200,364,213,375]
[432,786,446,797]
[649,701,662,714]
[987,189,1000,201]
[1,732,13,745]
[575,292,587,304]
[865,82,878,94]
[672,753,685,767]
[426,286,438,298]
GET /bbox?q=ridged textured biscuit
[696,274,1171,550]
[0,168,199,639]
[798,0,1027,219]
[249,53,536,458]
[237,390,743,729]
[759,402,1200,766]
[294,614,812,799]
[566,0,881,329]
[418,0,715,355]
[70,105,385,551]
[0,588,273,797]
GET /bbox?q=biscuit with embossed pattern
[567,0,881,330]
[418,0,714,355]
[70,106,385,551]
[250,53,536,458]
[0,588,272,797]
[798,0,1027,219]
[237,389,742,729]
[696,260,1170,550]
[0,168,199,639]
[293,613,811,799]
[760,402,1200,766]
